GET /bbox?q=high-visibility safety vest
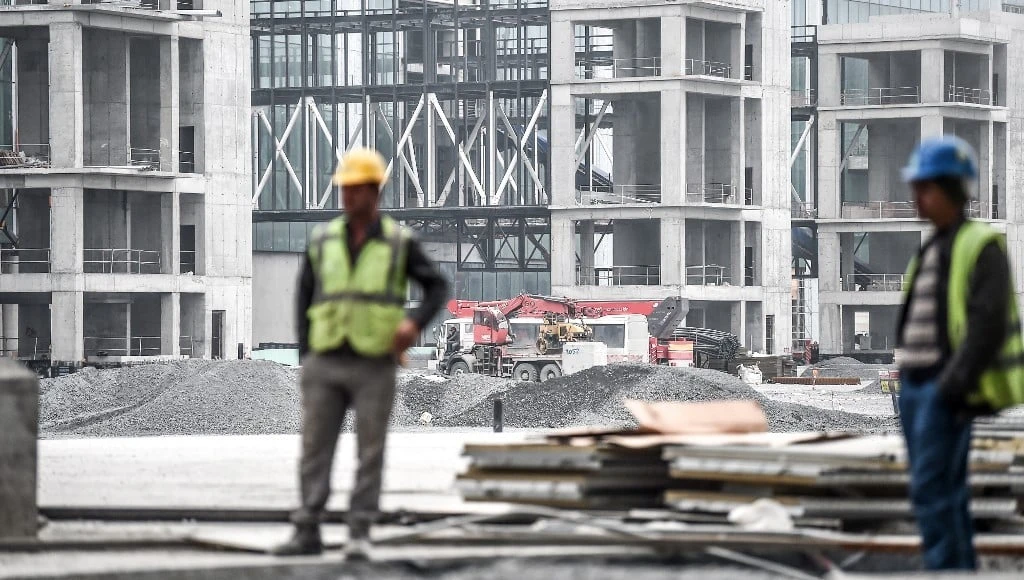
[905,220,1024,411]
[306,216,409,357]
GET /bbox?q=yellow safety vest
[306,216,409,357]
[905,221,1024,411]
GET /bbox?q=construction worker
[272,148,448,558]
[896,136,1024,570]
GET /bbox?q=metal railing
[744,64,753,81]
[792,89,817,107]
[179,150,196,173]
[686,265,730,286]
[576,265,661,286]
[128,147,160,169]
[0,336,50,360]
[843,273,904,292]
[841,201,918,219]
[180,250,197,274]
[946,85,992,105]
[83,249,162,274]
[684,59,732,78]
[1005,3,1024,14]
[576,185,661,205]
[966,200,982,218]
[575,57,661,79]
[841,86,921,106]
[180,335,194,357]
[686,183,746,205]
[0,144,50,168]
[84,336,162,357]
[791,203,818,219]
[0,247,51,273]
[791,25,817,44]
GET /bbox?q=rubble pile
[40,360,897,438]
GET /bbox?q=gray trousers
[291,353,396,538]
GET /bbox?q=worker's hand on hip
[392,318,420,359]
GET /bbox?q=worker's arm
[296,253,316,358]
[404,238,449,331]
[938,241,1011,408]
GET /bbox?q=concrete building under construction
[547,0,793,354]
[0,0,252,372]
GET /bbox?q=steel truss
[253,206,550,271]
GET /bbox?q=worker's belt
[312,291,405,306]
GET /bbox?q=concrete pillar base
[0,360,38,539]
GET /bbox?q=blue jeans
[898,376,976,570]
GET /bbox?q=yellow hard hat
[333,147,387,187]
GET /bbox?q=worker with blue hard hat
[896,136,1024,570]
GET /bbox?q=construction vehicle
[435,294,691,381]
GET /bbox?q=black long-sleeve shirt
[297,217,449,358]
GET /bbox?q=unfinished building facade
[813,7,1024,358]
[0,1,251,372]
[548,0,791,354]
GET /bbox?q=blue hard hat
[901,136,978,183]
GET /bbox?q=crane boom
[446,293,683,320]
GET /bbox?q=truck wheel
[513,362,539,382]
[450,361,471,376]
[539,364,562,382]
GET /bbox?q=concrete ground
[753,381,897,417]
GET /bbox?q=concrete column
[579,220,595,284]
[818,52,841,108]
[660,218,683,287]
[0,360,37,539]
[921,48,944,104]
[161,293,181,356]
[921,114,944,140]
[161,191,181,274]
[817,114,840,219]
[48,23,84,168]
[550,17,575,83]
[819,303,842,354]
[818,231,840,292]
[731,98,744,198]
[737,301,746,352]
[160,36,181,172]
[840,233,854,289]
[550,215,575,287]
[730,23,744,80]
[660,16,684,76]
[613,99,639,186]
[685,95,705,195]
[660,89,685,205]
[842,307,857,353]
[51,292,83,362]
[613,22,637,78]
[980,121,993,216]
[1,305,17,357]
[867,124,890,202]
[49,188,84,273]
[550,86,576,207]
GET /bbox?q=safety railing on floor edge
[0,248,51,273]
[840,86,921,106]
[841,200,981,219]
[576,185,661,205]
[179,250,197,274]
[792,89,817,107]
[574,57,662,79]
[0,144,51,168]
[946,85,992,105]
[0,337,50,360]
[180,335,194,357]
[843,273,905,292]
[83,249,162,274]
[128,147,160,170]
[179,150,197,174]
[685,183,750,205]
[576,265,661,286]
[791,203,818,219]
[84,336,162,357]
[684,58,732,78]
[685,265,731,286]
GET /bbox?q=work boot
[269,524,322,556]
[344,537,372,561]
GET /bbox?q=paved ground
[37,430,526,512]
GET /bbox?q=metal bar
[789,115,815,169]
[430,94,487,204]
[838,123,866,174]
[575,100,610,168]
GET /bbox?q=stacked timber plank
[460,417,1024,535]
[457,441,671,509]
[662,432,1024,529]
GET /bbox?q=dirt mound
[40,360,897,438]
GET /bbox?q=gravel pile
[40,360,896,438]
[810,356,896,388]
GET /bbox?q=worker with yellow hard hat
[273,147,448,559]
